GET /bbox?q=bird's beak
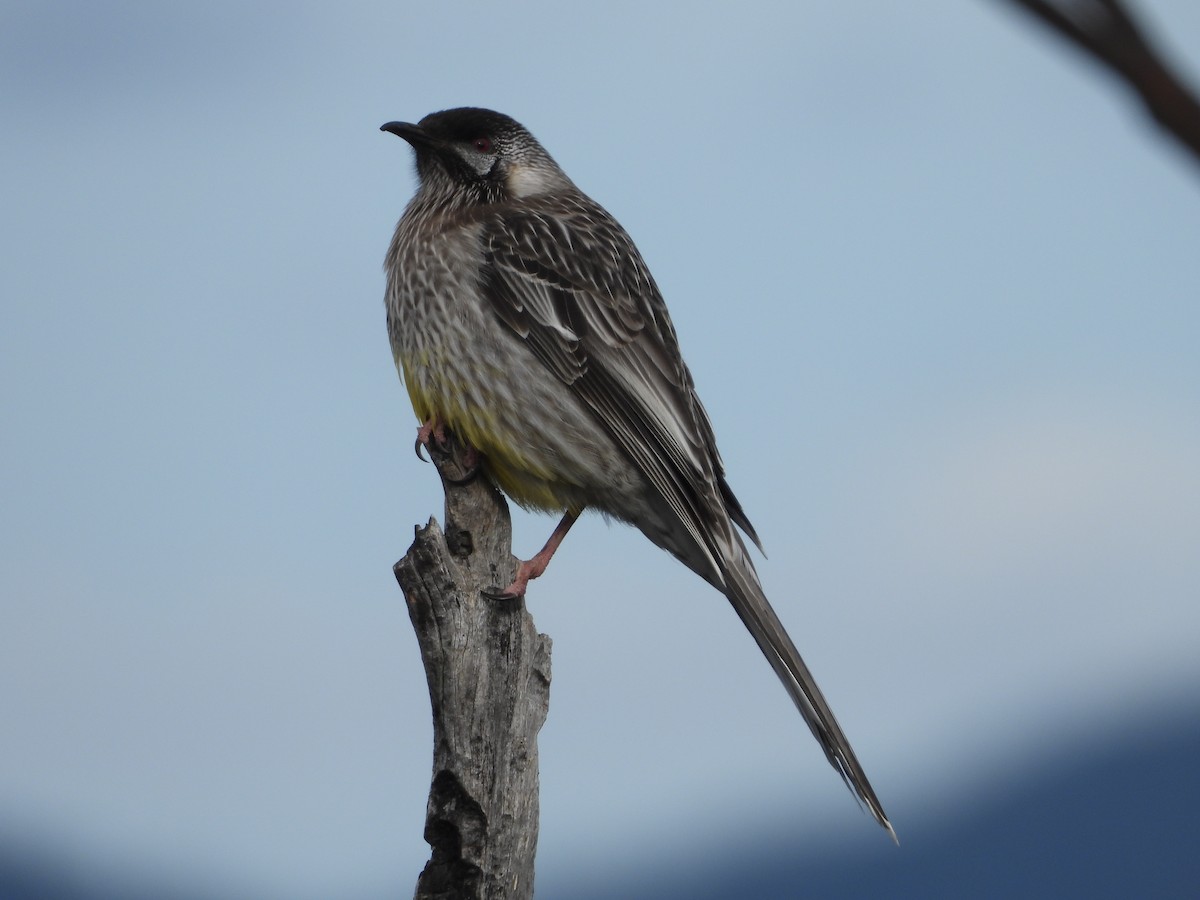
[380,121,435,149]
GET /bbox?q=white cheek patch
[505,162,558,198]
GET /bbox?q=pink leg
[493,511,579,599]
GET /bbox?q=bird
[381,107,894,839]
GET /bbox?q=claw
[414,418,444,462]
[414,418,480,481]
[481,586,521,602]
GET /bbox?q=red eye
[472,136,493,153]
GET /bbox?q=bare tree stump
[394,432,552,900]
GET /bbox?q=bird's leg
[485,510,580,600]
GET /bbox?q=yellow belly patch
[398,355,570,513]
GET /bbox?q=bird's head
[381,107,571,204]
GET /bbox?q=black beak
[380,121,435,148]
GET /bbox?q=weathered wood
[395,432,552,900]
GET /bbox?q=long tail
[721,541,896,842]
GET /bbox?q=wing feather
[478,192,889,835]
[480,194,756,573]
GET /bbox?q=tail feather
[720,543,896,842]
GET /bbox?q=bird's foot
[481,556,544,601]
[481,511,579,601]
[415,419,480,483]
[413,419,449,462]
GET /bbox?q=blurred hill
[3,700,1198,900]
[558,701,1200,900]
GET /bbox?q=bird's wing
[480,194,760,571]
[480,193,893,837]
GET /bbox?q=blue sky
[2,2,1199,896]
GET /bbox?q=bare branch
[998,0,1200,168]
